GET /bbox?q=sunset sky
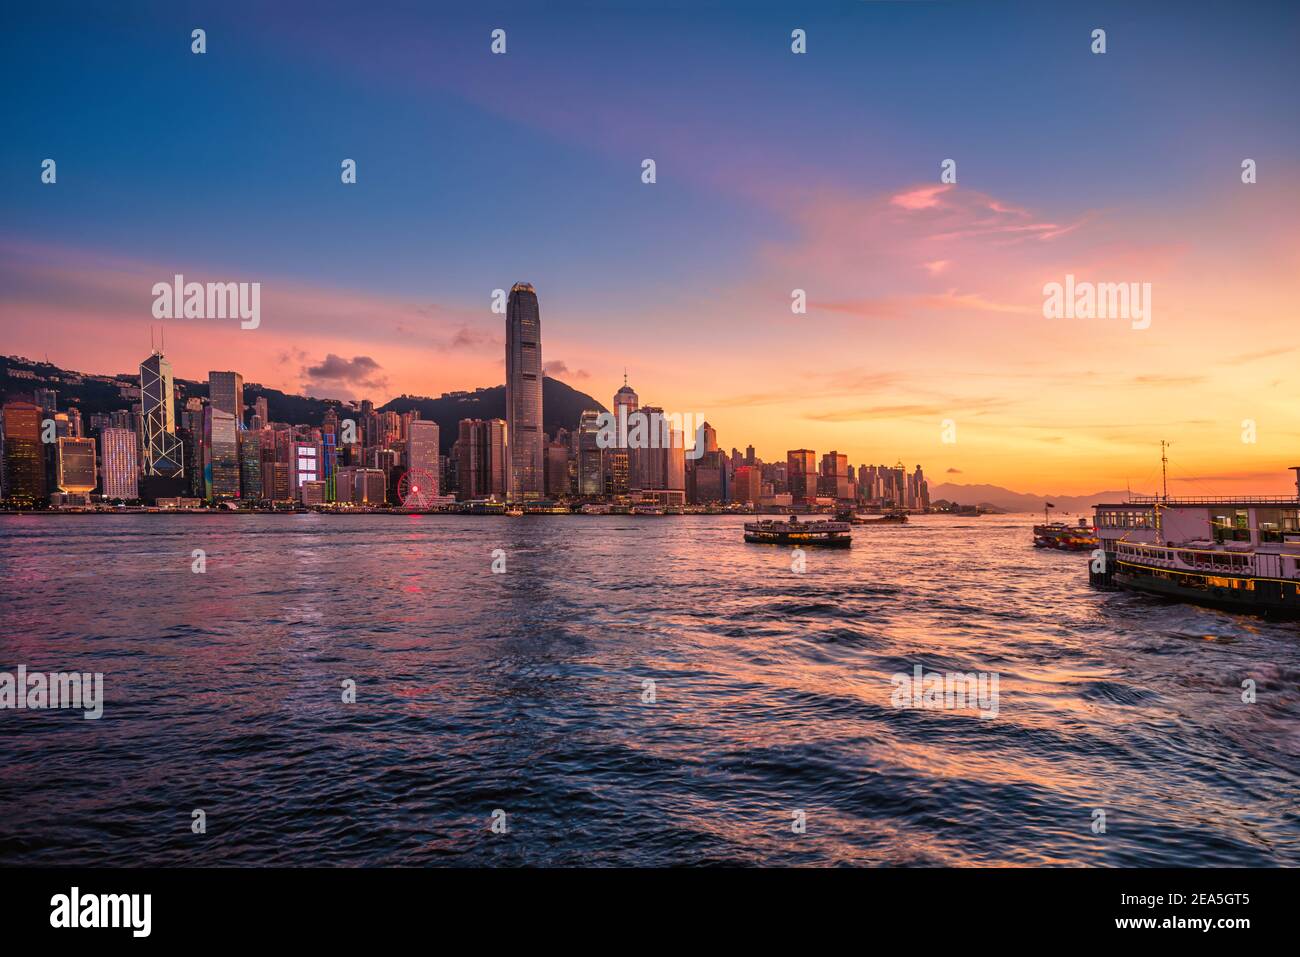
[2,1,1297,495]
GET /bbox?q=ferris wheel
[397,468,436,509]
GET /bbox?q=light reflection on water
[0,513,1297,866]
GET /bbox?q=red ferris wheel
[397,468,436,509]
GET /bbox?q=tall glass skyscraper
[505,282,544,500]
[140,351,184,478]
[208,371,245,428]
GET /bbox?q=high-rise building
[208,371,245,428]
[56,437,97,497]
[254,396,269,425]
[731,465,762,506]
[505,281,544,499]
[699,421,718,455]
[818,451,852,500]
[240,430,264,500]
[688,449,726,504]
[612,375,639,498]
[545,441,571,498]
[577,410,603,497]
[140,351,184,478]
[787,449,818,504]
[100,427,139,500]
[204,408,240,498]
[456,418,508,500]
[407,420,440,495]
[292,440,322,499]
[1,401,46,505]
[636,407,686,494]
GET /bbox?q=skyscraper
[240,430,264,500]
[407,420,440,496]
[204,407,240,498]
[208,371,245,428]
[787,449,818,504]
[56,437,97,497]
[577,410,603,497]
[505,282,544,500]
[100,427,139,500]
[140,351,184,478]
[2,401,47,505]
[456,418,507,500]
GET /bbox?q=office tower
[456,418,508,500]
[505,281,544,500]
[613,374,639,496]
[1,401,46,505]
[100,428,139,500]
[632,408,685,495]
[204,407,240,498]
[67,408,83,438]
[689,449,726,504]
[179,427,202,498]
[908,465,930,511]
[545,441,571,498]
[577,410,603,496]
[300,480,327,506]
[254,396,269,425]
[787,449,818,504]
[240,430,264,500]
[819,451,851,500]
[208,371,245,427]
[731,465,762,506]
[292,440,322,499]
[745,444,756,466]
[407,420,440,495]
[351,468,387,505]
[33,388,58,415]
[57,437,97,498]
[139,351,184,478]
[699,421,718,455]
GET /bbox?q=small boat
[1033,518,1098,551]
[862,510,908,524]
[744,515,852,547]
[504,507,524,517]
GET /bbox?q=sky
[2,0,1298,495]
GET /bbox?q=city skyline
[2,3,1298,496]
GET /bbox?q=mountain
[1,356,606,454]
[382,378,607,454]
[929,482,1148,515]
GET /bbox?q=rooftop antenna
[150,326,155,354]
[623,367,628,388]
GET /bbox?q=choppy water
[1,513,1297,866]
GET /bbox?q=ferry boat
[1033,518,1098,551]
[744,515,852,547]
[1089,468,1300,618]
[632,505,666,516]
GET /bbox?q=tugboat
[1089,460,1300,619]
[744,515,852,547]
